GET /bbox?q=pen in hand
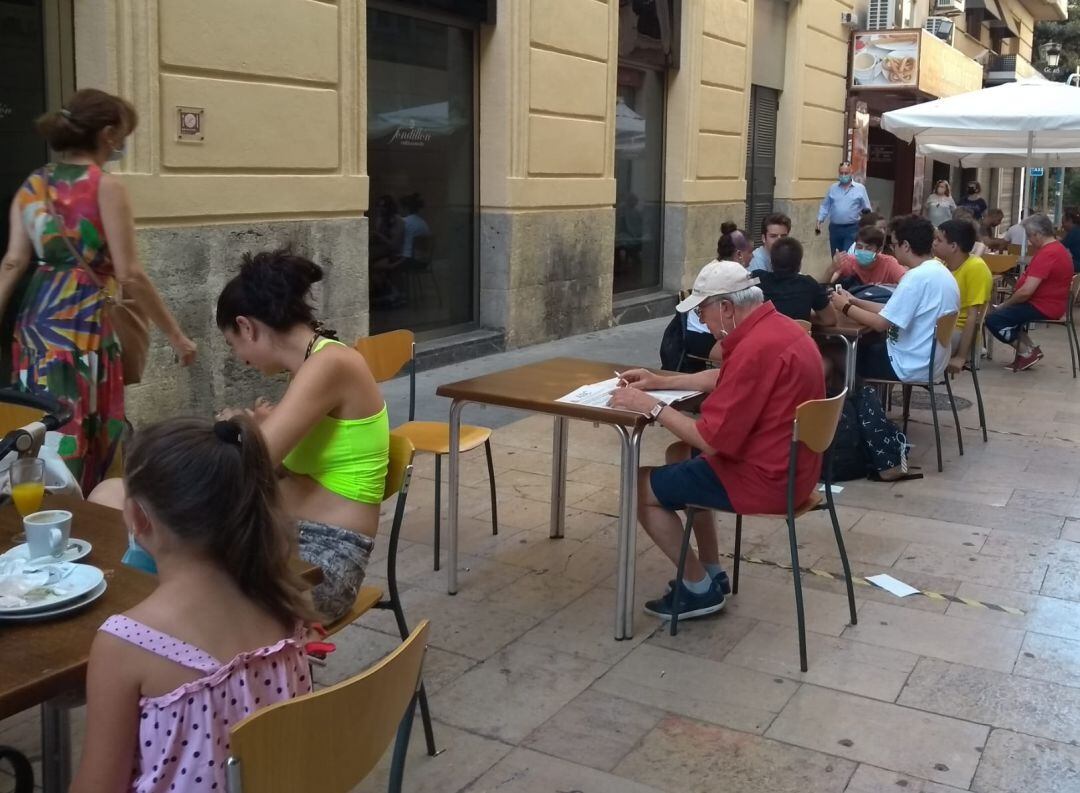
[614,370,626,387]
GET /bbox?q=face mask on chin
[121,529,158,575]
[107,141,127,162]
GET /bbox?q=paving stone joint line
[725,552,1027,615]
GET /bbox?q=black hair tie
[213,420,242,447]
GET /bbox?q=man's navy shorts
[649,456,734,512]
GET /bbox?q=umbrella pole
[1020,130,1033,258]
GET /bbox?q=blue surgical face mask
[122,528,158,575]
[854,249,877,267]
[108,141,127,162]
[839,175,853,185]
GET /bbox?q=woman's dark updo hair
[216,249,325,333]
[720,221,738,236]
[36,89,137,153]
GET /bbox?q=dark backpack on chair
[659,312,686,372]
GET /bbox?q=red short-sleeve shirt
[695,303,826,515]
[1018,240,1074,320]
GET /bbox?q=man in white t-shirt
[829,215,960,382]
[1004,217,1028,247]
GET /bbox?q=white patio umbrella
[882,78,1080,237]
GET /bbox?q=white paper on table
[865,573,920,598]
[555,377,702,412]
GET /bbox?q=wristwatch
[647,402,665,422]
[842,302,854,316]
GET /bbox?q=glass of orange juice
[9,458,45,543]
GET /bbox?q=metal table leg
[447,400,466,595]
[550,417,569,539]
[41,700,71,793]
[842,335,858,391]
[613,424,644,640]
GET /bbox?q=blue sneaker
[644,579,726,621]
[666,570,731,596]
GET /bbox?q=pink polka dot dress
[100,615,312,793]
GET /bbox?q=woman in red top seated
[829,226,907,286]
[985,213,1076,372]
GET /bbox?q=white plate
[1,539,92,565]
[0,579,107,622]
[0,564,105,615]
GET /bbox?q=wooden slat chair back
[226,621,430,793]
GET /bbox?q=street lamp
[1040,41,1063,71]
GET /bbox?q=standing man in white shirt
[816,162,872,255]
[829,214,960,382]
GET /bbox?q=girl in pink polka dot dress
[70,416,319,793]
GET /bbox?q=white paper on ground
[817,483,844,493]
[555,377,701,411]
[865,573,920,598]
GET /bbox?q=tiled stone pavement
[4,322,1080,792]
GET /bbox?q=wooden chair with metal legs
[959,304,989,443]
[1040,273,1080,379]
[354,329,498,571]
[793,319,812,334]
[226,621,430,793]
[864,313,962,473]
[670,390,857,673]
[318,433,438,758]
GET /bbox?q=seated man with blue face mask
[828,226,907,287]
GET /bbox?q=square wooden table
[0,493,320,793]
[436,357,696,641]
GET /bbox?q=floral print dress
[13,163,125,493]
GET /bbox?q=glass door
[367,7,476,336]
[614,67,664,294]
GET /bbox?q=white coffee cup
[24,510,73,560]
[853,51,877,82]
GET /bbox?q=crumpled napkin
[0,559,75,608]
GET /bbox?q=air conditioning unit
[866,0,903,29]
[924,16,954,42]
[932,0,965,16]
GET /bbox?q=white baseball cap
[675,260,760,313]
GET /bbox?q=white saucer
[1,539,92,565]
[0,579,107,622]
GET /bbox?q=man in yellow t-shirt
[932,219,993,374]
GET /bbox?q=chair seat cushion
[688,489,823,519]
[394,421,492,455]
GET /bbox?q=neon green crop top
[282,339,390,504]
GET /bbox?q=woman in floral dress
[0,89,196,493]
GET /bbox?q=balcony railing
[986,53,1041,84]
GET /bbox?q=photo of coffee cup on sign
[852,31,919,88]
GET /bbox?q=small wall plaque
[177,107,204,142]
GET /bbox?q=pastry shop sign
[851,31,919,90]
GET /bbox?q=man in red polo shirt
[610,260,825,620]
[985,213,1076,371]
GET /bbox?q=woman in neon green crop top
[213,250,389,620]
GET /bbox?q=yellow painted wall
[775,0,853,202]
[73,0,368,224]
[664,0,752,205]
[479,0,617,210]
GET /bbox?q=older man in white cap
[610,260,825,620]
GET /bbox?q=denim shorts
[649,456,734,512]
[297,520,375,623]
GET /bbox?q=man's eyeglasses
[694,298,717,319]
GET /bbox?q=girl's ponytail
[125,417,318,626]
